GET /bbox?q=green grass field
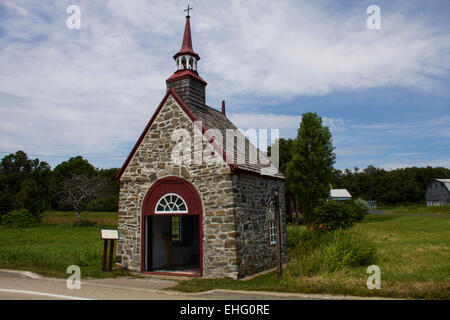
[0,208,449,298]
[170,214,450,299]
[0,211,126,278]
[380,204,450,216]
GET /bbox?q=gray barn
[425,179,450,207]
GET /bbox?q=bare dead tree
[58,174,110,222]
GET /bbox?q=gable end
[116,89,236,180]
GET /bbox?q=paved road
[0,270,388,300]
[0,270,304,300]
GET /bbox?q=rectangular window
[171,215,182,242]
[269,222,276,245]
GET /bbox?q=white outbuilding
[330,189,352,201]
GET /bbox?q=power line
[0,151,126,160]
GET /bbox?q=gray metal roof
[189,103,285,179]
[436,179,450,192]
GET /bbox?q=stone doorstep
[127,265,287,282]
[127,271,196,281]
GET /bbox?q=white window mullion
[155,193,188,214]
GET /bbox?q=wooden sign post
[101,229,119,272]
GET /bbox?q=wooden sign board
[101,229,119,240]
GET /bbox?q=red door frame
[141,176,203,277]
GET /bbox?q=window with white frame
[155,193,188,213]
[269,222,276,245]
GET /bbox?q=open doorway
[141,177,203,277]
[145,214,200,275]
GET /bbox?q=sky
[0,0,449,171]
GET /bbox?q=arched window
[155,193,188,213]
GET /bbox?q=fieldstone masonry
[117,95,287,279]
[117,13,287,279]
[233,173,288,276]
[118,96,234,277]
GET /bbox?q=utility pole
[274,187,282,278]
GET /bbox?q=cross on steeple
[184,5,193,17]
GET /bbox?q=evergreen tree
[286,113,336,225]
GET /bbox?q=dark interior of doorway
[146,214,200,276]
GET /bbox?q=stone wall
[117,95,240,278]
[118,93,287,279]
[232,173,288,278]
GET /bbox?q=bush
[14,179,48,217]
[0,189,14,217]
[287,228,376,276]
[354,198,371,211]
[312,200,367,231]
[87,195,118,212]
[287,227,304,250]
[1,209,38,228]
[323,230,376,270]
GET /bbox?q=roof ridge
[203,104,223,114]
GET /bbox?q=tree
[286,113,336,225]
[0,150,35,175]
[268,138,296,222]
[58,174,110,222]
[50,156,96,210]
[0,186,14,217]
[87,168,120,212]
[14,179,47,217]
[0,151,51,217]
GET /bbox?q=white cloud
[336,146,393,157]
[0,0,172,161]
[228,113,301,129]
[226,112,450,170]
[352,116,450,138]
[379,159,450,171]
[391,152,421,157]
[228,112,345,133]
[0,0,448,169]
[201,0,450,100]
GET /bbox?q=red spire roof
[173,16,200,60]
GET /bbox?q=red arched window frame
[142,176,202,216]
[140,176,203,276]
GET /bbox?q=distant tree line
[274,136,450,210]
[0,151,119,219]
[2,134,449,221]
[332,166,450,205]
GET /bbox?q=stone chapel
[116,12,287,279]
